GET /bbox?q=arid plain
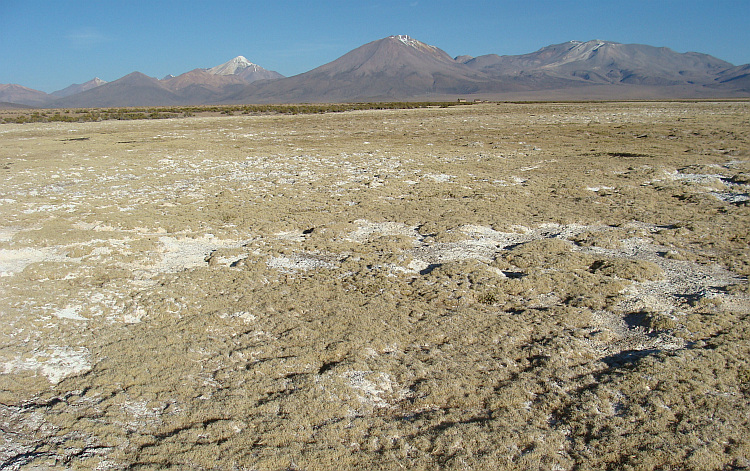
[1,102,749,470]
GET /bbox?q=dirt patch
[1,102,749,470]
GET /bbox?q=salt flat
[1,102,748,470]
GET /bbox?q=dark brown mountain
[51,78,107,98]
[52,72,183,108]
[0,84,52,107]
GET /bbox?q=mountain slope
[0,101,34,109]
[463,40,735,86]
[51,78,107,98]
[8,36,748,108]
[207,56,284,83]
[227,36,749,103]
[715,64,750,92]
[52,72,183,107]
[236,65,285,83]
[207,56,256,75]
[225,35,528,103]
[163,69,246,91]
[0,84,52,106]
[161,69,248,104]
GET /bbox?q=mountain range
[2,35,749,107]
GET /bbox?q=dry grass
[1,101,748,470]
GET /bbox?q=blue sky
[2,0,749,93]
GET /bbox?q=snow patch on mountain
[390,35,440,53]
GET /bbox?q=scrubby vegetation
[0,101,472,124]
[1,102,748,470]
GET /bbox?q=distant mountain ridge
[2,36,748,107]
[52,72,183,108]
[50,78,107,98]
[5,55,285,108]
[0,84,52,107]
[206,56,284,83]
[460,40,734,86]
[225,35,505,103]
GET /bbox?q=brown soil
[1,102,749,470]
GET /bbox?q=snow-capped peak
[207,56,259,76]
[388,34,441,54]
[393,34,413,45]
[390,34,424,48]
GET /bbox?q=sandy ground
[1,102,749,470]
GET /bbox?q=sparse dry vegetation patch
[0,102,472,124]
[1,102,748,470]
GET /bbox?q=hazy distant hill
[0,101,34,109]
[0,84,52,107]
[2,36,749,107]
[461,40,734,86]
[164,69,246,91]
[161,69,247,104]
[48,57,285,108]
[715,64,750,92]
[207,56,285,83]
[51,78,107,98]
[52,72,183,108]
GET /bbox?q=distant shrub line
[0,102,473,124]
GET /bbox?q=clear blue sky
[2,0,749,93]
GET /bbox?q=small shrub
[477,292,499,305]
